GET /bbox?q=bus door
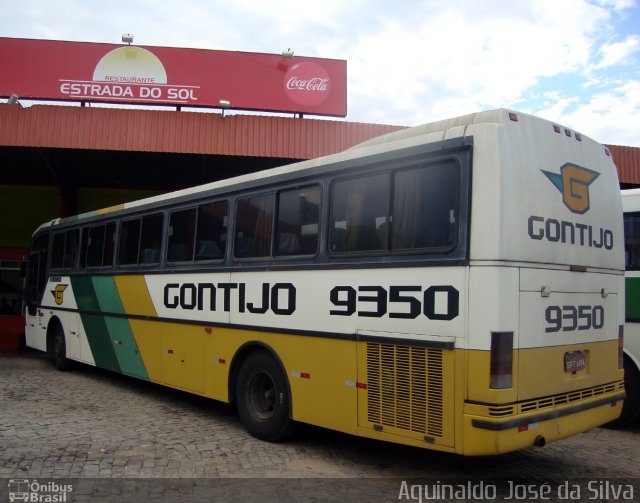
[24,250,48,350]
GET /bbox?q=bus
[617,189,640,426]
[23,109,625,456]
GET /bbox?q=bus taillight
[618,325,624,369]
[490,331,514,389]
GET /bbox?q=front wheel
[235,350,297,441]
[51,324,72,371]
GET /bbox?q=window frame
[83,222,117,269]
[50,229,81,271]
[624,211,640,271]
[166,199,229,265]
[117,212,164,268]
[232,184,323,262]
[327,159,461,258]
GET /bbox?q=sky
[1,0,639,146]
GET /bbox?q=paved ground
[1,350,639,502]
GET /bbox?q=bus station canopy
[0,104,404,191]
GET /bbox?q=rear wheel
[606,356,640,428]
[235,350,297,441]
[51,324,72,371]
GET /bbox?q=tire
[235,350,297,442]
[605,356,640,428]
[51,323,72,371]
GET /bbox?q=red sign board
[0,37,347,117]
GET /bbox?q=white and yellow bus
[616,189,640,426]
[24,109,625,455]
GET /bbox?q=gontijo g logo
[542,163,600,214]
[527,163,613,250]
[51,284,68,306]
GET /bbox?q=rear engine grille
[366,343,444,437]
[519,381,624,413]
[485,381,624,417]
[488,405,515,417]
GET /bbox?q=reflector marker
[211,357,226,364]
[164,349,174,354]
[115,340,124,345]
[344,380,367,389]
[517,422,539,433]
[291,371,311,379]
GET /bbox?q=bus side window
[118,214,163,266]
[392,163,458,250]
[330,174,389,253]
[51,232,66,268]
[51,229,80,269]
[85,225,106,267]
[624,213,640,270]
[168,208,197,262]
[63,229,80,269]
[234,195,274,258]
[196,201,228,261]
[139,214,164,264]
[119,219,141,265]
[104,223,116,267]
[276,186,320,256]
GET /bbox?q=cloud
[593,34,640,68]
[538,80,640,145]
[343,0,614,125]
[592,0,636,10]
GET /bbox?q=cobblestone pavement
[1,350,639,502]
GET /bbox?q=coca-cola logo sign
[284,62,331,106]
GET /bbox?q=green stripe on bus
[71,276,121,374]
[59,210,99,224]
[625,277,640,320]
[91,276,149,380]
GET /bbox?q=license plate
[564,351,586,372]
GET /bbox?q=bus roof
[622,188,640,212]
[40,108,602,233]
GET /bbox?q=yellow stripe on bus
[114,275,157,317]
[96,204,125,215]
[114,275,162,383]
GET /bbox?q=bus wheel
[235,350,297,442]
[606,357,640,428]
[51,324,72,371]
